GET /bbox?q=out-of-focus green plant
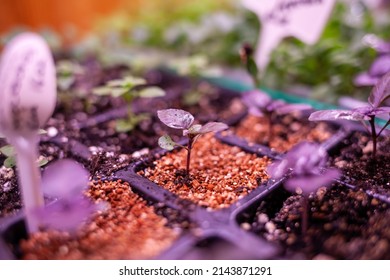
[261,2,388,103]
[169,54,222,106]
[93,76,165,132]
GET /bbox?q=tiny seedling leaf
[42,159,89,198]
[115,119,135,133]
[158,135,177,151]
[92,87,113,96]
[369,71,390,108]
[184,124,202,136]
[157,109,194,129]
[309,109,369,121]
[198,122,229,134]
[4,156,16,168]
[138,86,166,98]
[0,145,15,157]
[284,169,340,196]
[38,158,49,167]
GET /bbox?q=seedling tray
[0,71,389,259]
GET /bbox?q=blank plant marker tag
[242,0,336,70]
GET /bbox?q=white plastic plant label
[0,32,56,137]
[242,0,336,70]
[0,32,56,233]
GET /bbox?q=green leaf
[0,145,15,157]
[92,87,112,96]
[158,135,177,151]
[115,119,135,133]
[182,90,202,106]
[38,158,49,167]
[247,58,259,80]
[4,156,16,168]
[122,76,146,88]
[110,88,129,98]
[138,87,165,98]
[106,79,127,87]
[184,124,202,136]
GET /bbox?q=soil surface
[234,114,335,153]
[20,180,180,260]
[139,134,271,209]
[331,131,390,197]
[0,141,83,218]
[241,183,390,259]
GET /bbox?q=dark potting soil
[0,141,89,218]
[241,183,390,260]
[332,131,390,198]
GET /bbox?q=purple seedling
[34,159,107,232]
[310,71,390,157]
[267,142,340,235]
[242,89,312,144]
[157,109,228,178]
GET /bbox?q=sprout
[56,60,84,91]
[93,75,165,132]
[33,159,107,232]
[242,89,312,144]
[0,144,48,168]
[157,109,228,178]
[268,142,340,234]
[310,71,390,157]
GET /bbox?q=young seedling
[309,71,390,157]
[240,43,312,145]
[267,142,340,235]
[33,159,107,232]
[0,144,48,168]
[56,60,84,92]
[242,90,312,145]
[0,129,49,168]
[169,54,221,106]
[240,43,261,88]
[93,75,165,132]
[157,109,228,178]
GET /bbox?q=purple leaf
[375,40,390,54]
[354,73,378,87]
[157,109,194,129]
[198,122,228,134]
[41,159,89,198]
[33,196,104,232]
[248,107,264,117]
[267,142,327,178]
[266,99,286,112]
[369,55,390,77]
[309,109,369,121]
[353,106,390,116]
[284,169,340,196]
[369,71,390,108]
[275,103,312,115]
[242,90,272,110]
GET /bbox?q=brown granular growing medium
[234,114,333,153]
[20,181,179,260]
[139,134,271,209]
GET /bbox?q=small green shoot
[93,75,165,132]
